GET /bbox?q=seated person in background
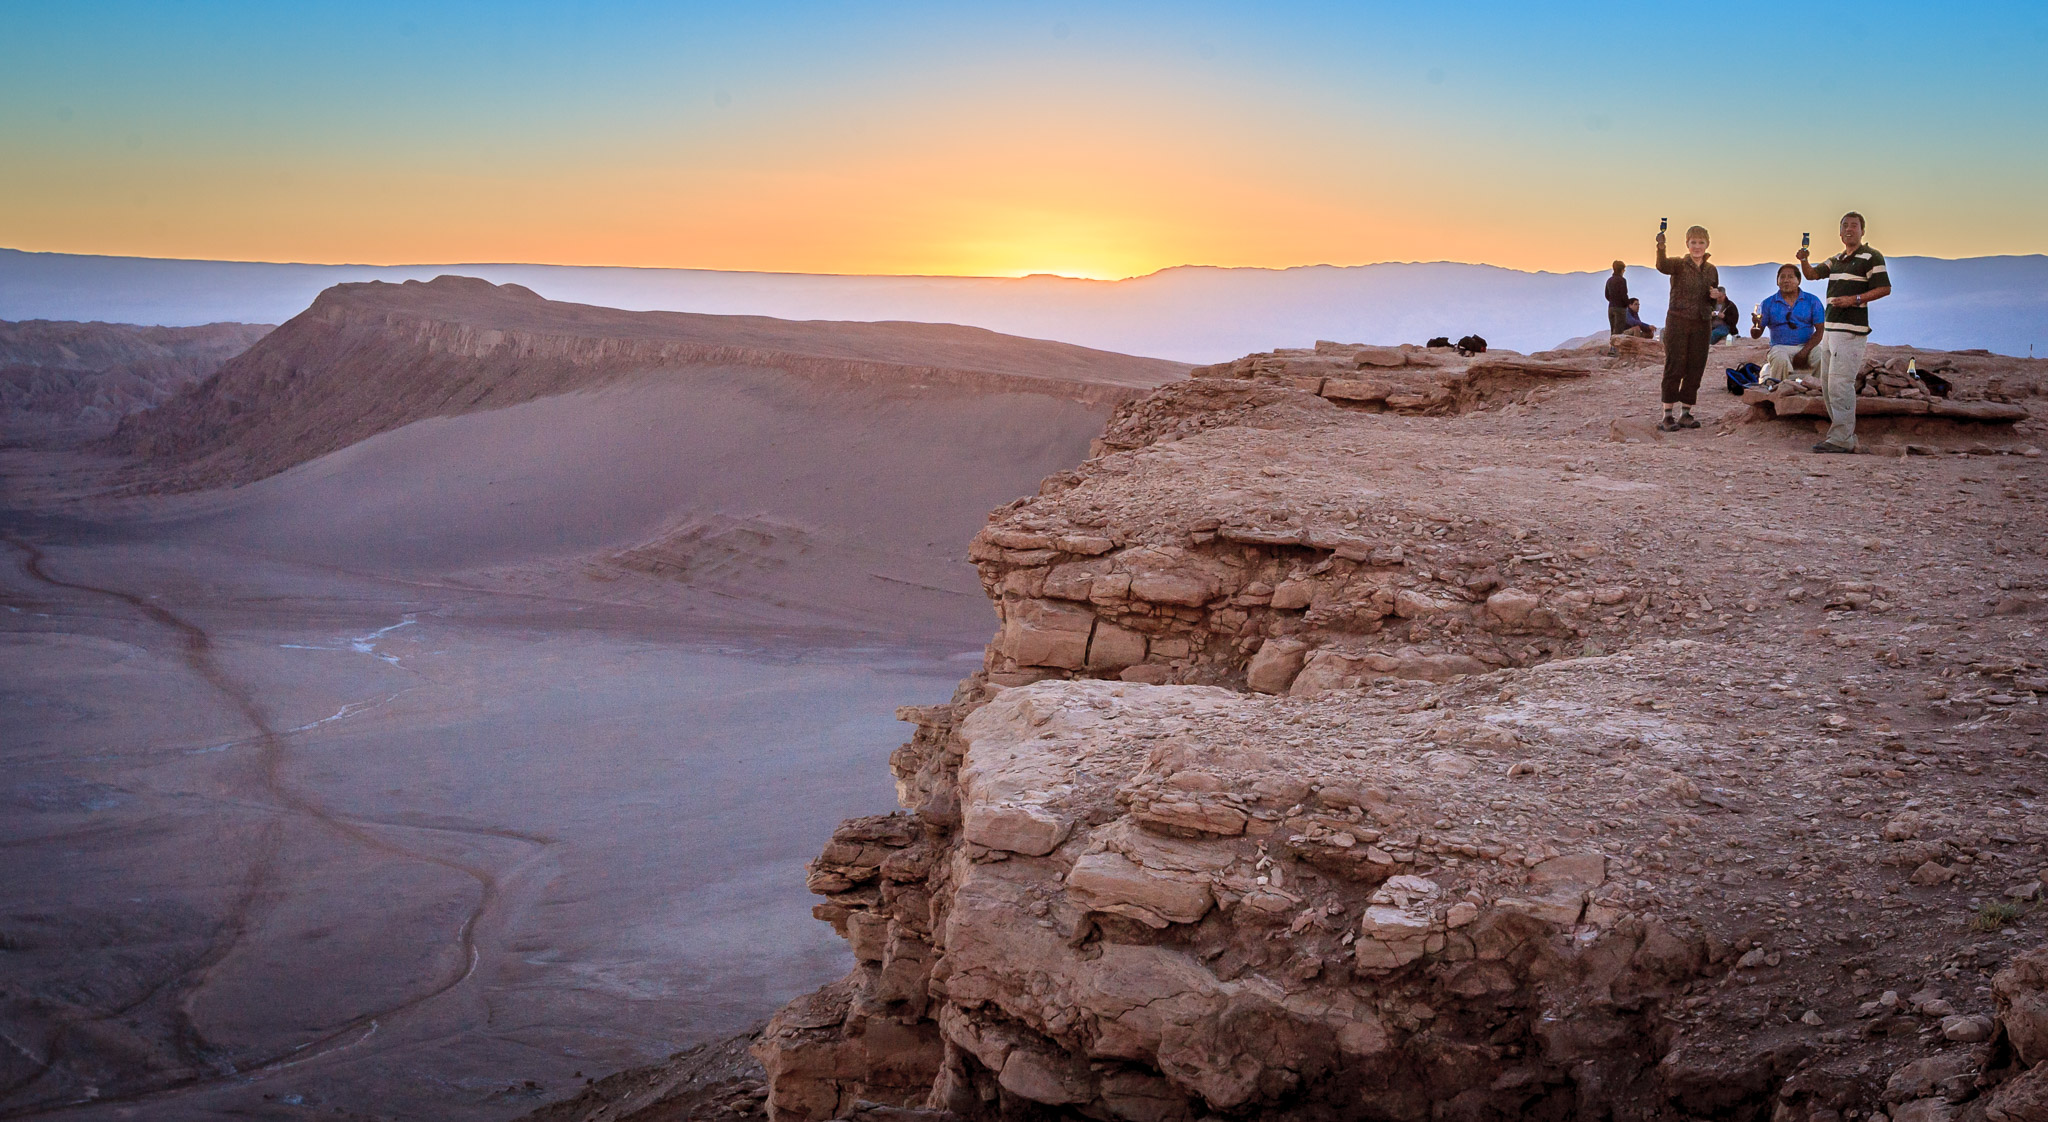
[1708,286,1740,344]
[1749,263,1824,387]
[1620,298,1656,339]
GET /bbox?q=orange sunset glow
[4,5,2044,277]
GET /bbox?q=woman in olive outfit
[1654,224,1719,431]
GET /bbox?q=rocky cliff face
[106,276,1187,491]
[0,318,270,436]
[744,338,2048,1122]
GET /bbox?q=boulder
[1065,851,1215,927]
[1122,551,1225,606]
[1289,647,1485,693]
[846,910,890,963]
[1351,345,1411,368]
[1613,334,1665,361]
[1319,378,1390,403]
[1885,812,1925,841]
[1355,875,1441,971]
[1886,1053,1973,1102]
[1246,639,1309,694]
[1486,588,1541,627]
[1984,1063,2048,1122]
[1910,861,1959,886]
[1133,796,1248,838]
[1890,1098,1956,1122]
[1942,1014,1993,1043]
[964,803,1069,857]
[1495,892,1585,926]
[1393,589,1447,618]
[1041,562,1101,601]
[1087,621,1149,671]
[1994,947,2048,1067]
[1270,579,1316,611]
[1291,650,1368,695]
[998,599,1095,670]
[1931,399,2030,422]
[998,1048,1092,1105]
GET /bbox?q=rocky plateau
[540,333,2048,1122]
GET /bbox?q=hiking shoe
[1679,413,1701,429]
[1810,442,1854,454]
[1657,417,1680,432]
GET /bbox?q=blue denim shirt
[1760,290,1824,347]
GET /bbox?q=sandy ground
[0,532,971,1120]
[82,369,1114,642]
[0,353,1115,1118]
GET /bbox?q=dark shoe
[1679,413,1701,429]
[1811,442,1854,454]
[1658,417,1680,432]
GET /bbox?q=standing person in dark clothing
[1605,261,1631,337]
[1654,224,1719,431]
[1798,211,1892,453]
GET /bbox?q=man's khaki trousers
[1813,330,1869,450]
[1761,344,1809,388]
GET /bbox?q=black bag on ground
[1725,362,1762,395]
[1455,334,1488,355]
[1426,336,1453,349]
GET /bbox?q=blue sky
[3,1,2043,275]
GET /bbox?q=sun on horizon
[2,4,2041,278]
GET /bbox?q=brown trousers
[1661,317,1710,405]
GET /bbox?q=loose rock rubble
[1186,339,1597,417]
[740,338,2048,1122]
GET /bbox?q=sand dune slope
[93,278,1186,638]
[109,275,1185,493]
[153,369,1109,636]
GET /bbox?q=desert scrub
[1973,900,2025,931]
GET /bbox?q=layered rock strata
[967,380,1643,694]
[1187,340,1596,416]
[0,318,270,434]
[748,342,2048,1122]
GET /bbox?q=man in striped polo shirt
[1797,212,1892,453]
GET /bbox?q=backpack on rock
[1725,362,1762,395]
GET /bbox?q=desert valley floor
[0,529,961,1120]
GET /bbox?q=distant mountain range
[4,247,2043,362]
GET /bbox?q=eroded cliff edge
[745,338,2048,1122]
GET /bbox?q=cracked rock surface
[631,337,2048,1122]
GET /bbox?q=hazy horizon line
[8,245,2045,285]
